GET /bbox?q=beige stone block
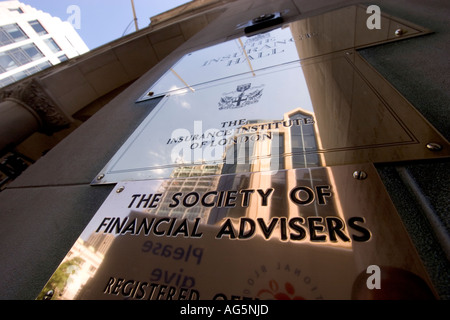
[148,23,183,45]
[78,50,118,75]
[41,66,98,115]
[152,34,186,60]
[56,82,99,116]
[180,14,209,39]
[205,8,226,23]
[42,65,90,96]
[113,37,159,79]
[83,61,131,97]
[77,50,131,96]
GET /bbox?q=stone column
[0,78,71,153]
[0,98,42,151]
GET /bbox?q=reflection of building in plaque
[285,108,321,169]
[38,233,113,300]
[0,1,449,301]
[151,164,223,221]
[222,107,320,174]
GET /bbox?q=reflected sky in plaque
[112,63,314,175]
[138,27,300,100]
[137,5,428,102]
[93,5,447,184]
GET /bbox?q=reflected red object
[257,280,305,300]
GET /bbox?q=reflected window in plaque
[289,110,320,168]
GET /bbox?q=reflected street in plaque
[39,164,436,300]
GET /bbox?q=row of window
[0,60,51,88]
[0,20,48,47]
[0,38,63,74]
[0,43,44,73]
[0,13,68,88]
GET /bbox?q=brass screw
[116,186,125,193]
[426,142,442,151]
[97,174,104,181]
[395,28,405,36]
[353,171,368,180]
[43,289,54,300]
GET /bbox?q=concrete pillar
[0,99,42,152]
[0,78,71,153]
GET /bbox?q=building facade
[0,1,89,88]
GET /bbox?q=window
[58,54,69,62]
[44,38,61,53]
[0,53,17,72]
[22,61,52,77]
[28,20,47,35]
[10,47,30,65]
[8,8,24,14]
[0,24,28,46]
[22,43,44,61]
[0,60,51,88]
[12,70,27,81]
[35,61,52,70]
[0,43,44,74]
[289,112,320,167]
[0,76,15,88]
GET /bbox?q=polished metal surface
[137,5,430,102]
[92,5,449,185]
[38,164,437,300]
[93,51,449,184]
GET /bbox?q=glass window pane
[58,54,68,62]
[8,8,24,14]
[29,20,47,35]
[44,38,61,53]
[5,24,28,42]
[10,48,29,65]
[22,43,44,61]
[36,61,52,70]
[0,30,12,46]
[0,24,28,46]
[0,53,18,72]
[0,76,15,88]
[12,70,27,81]
[303,135,317,149]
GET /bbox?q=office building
[0,1,89,88]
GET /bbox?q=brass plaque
[92,5,448,185]
[39,164,436,300]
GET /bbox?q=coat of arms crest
[218,83,264,110]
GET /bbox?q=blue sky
[19,0,191,49]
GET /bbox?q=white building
[0,0,89,88]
